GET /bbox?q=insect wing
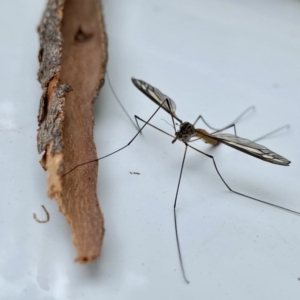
[132,78,182,122]
[212,133,290,166]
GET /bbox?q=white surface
[1,0,300,299]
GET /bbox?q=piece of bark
[37,0,107,263]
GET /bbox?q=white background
[1,0,300,299]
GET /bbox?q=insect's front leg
[134,115,142,131]
[63,99,174,176]
[135,115,175,139]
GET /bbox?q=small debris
[33,205,50,223]
[130,172,140,175]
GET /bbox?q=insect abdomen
[195,129,219,146]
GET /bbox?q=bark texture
[37,0,107,263]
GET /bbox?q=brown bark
[37,0,107,263]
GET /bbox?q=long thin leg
[174,145,189,284]
[187,143,300,215]
[253,125,290,142]
[135,116,190,283]
[135,116,175,139]
[138,100,177,132]
[63,99,171,176]
[135,115,142,131]
[107,73,139,131]
[193,106,255,130]
[166,98,177,132]
[130,117,298,284]
[212,124,290,143]
[211,123,237,136]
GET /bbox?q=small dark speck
[273,83,279,88]
[130,172,140,175]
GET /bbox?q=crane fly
[64,77,299,284]
[132,78,290,166]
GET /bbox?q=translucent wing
[211,133,290,166]
[132,78,182,122]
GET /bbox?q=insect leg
[134,115,142,131]
[162,98,177,132]
[212,124,290,141]
[106,73,139,131]
[63,99,171,176]
[116,114,190,282]
[173,144,190,283]
[211,123,237,136]
[134,116,175,139]
[193,106,255,131]
[119,114,190,282]
[253,125,290,142]
[187,144,300,215]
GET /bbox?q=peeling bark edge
[37,0,67,157]
[36,0,107,262]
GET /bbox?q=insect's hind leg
[211,120,289,144]
[193,106,255,134]
[211,123,238,136]
[187,143,300,215]
[253,125,290,142]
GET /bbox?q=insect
[65,78,300,283]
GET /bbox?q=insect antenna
[161,118,179,130]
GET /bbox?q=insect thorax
[176,122,196,142]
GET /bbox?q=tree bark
[37,0,107,263]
